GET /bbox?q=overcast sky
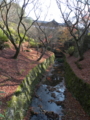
[25,0,63,23]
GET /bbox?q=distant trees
[0,0,38,59]
[58,27,72,43]
[56,0,90,60]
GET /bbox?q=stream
[30,54,65,120]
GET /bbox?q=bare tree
[56,0,90,60]
[0,0,38,59]
[33,20,59,61]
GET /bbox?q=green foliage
[0,114,5,118]
[29,38,34,42]
[88,33,90,36]
[6,27,17,41]
[0,91,5,93]
[15,33,29,44]
[67,46,74,56]
[0,21,4,26]
[9,22,16,28]
[30,41,38,47]
[0,29,8,50]
[8,27,29,44]
[21,34,29,41]
[0,91,5,119]
[0,29,8,43]
[29,38,39,48]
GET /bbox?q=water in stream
[30,57,65,120]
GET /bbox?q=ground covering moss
[64,58,90,116]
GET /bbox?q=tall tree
[56,0,90,60]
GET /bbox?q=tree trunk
[12,47,20,59]
[37,48,46,61]
[76,42,84,61]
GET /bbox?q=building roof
[35,19,65,27]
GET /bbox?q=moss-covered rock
[64,58,90,116]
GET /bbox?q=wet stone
[48,87,56,92]
[55,101,63,106]
[45,111,59,120]
[33,93,39,98]
[47,85,51,90]
[30,113,47,120]
[51,93,56,98]
[48,99,55,103]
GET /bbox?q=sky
[35,0,62,23]
[25,0,63,23]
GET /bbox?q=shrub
[28,38,39,48]
[67,46,74,56]
[0,29,8,50]
[0,29,8,43]
[29,41,38,47]
[29,38,35,42]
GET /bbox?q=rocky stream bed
[29,53,65,120]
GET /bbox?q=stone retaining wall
[5,54,55,120]
[64,58,90,116]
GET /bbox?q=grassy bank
[64,57,90,116]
